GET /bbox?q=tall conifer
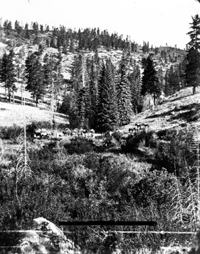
[142,55,161,105]
[96,59,118,132]
[185,15,200,94]
[117,53,133,126]
[1,50,17,102]
[25,52,46,106]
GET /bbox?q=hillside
[123,86,200,134]
[1,25,200,254]
[0,26,188,132]
[0,85,199,135]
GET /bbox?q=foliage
[96,60,119,132]
[187,14,200,50]
[164,65,181,96]
[25,51,46,106]
[0,125,23,142]
[117,52,133,126]
[129,64,143,114]
[122,131,150,152]
[141,55,161,105]
[1,131,196,252]
[64,137,96,154]
[185,47,200,94]
[154,128,195,176]
[0,49,17,102]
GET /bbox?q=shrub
[0,125,23,142]
[145,131,158,148]
[154,129,195,176]
[122,130,147,152]
[33,121,51,129]
[64,137,96,154]
[112,131,122,142]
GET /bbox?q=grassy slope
[121,86,200,134]
[0,85,199,134]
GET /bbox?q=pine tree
[187,14,200,50]
[185,15,200,94]
[86,57,99,129]
[1,50,17,102]
[116,53,133,126]
[129,64,142,114]
[185,47,200,94]
[164,66,181,96]
[14,47,27,104]
[68,54,89,128]
[24,23,30,39]
[43,51,63,111]
[3,20,12,35]
[96,59,119,132]
[25,52,46,106]
[141,55,161,105]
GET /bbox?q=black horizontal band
[58,221,157,226]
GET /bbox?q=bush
[112,131,122,142]
[0,125,23,142]
[145,131,158,148]
[64,137,96,154]
[154,129,195,176]
[32,121,51,129]
[122,131,147,152]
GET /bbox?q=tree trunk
[36,97,38,107]
[12,92,15,104]
[193,85,196,95]
[8,90,11,103]
[153,94,156,106]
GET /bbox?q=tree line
[0,14,199,132]
[2,19,139,53]
[0,45,193,132]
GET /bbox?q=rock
[1,217,81,254]
[33,217,66,239]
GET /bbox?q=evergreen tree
[185,47,200,94]
[45,25,50,32]
[178,60,187,89]
[164,66,181,96]
[67,54,89,128]
[25,52,46,106]
[185,15,200,94]
[3,20,12,35]
[141,55,161,105]
[129,65,142,114]
[116,53,133,126]
[43,51,63,111]
[86,57,99,129]
[96,60,119,132]
[32,22,38,35]
[1,50,17,102]
[14,47,27,104]
[187,14,200,50]
[24,23,30,39]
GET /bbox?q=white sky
[1,0,200,49]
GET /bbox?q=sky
[1,0,200,49]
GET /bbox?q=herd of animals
[31,122,150,142]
